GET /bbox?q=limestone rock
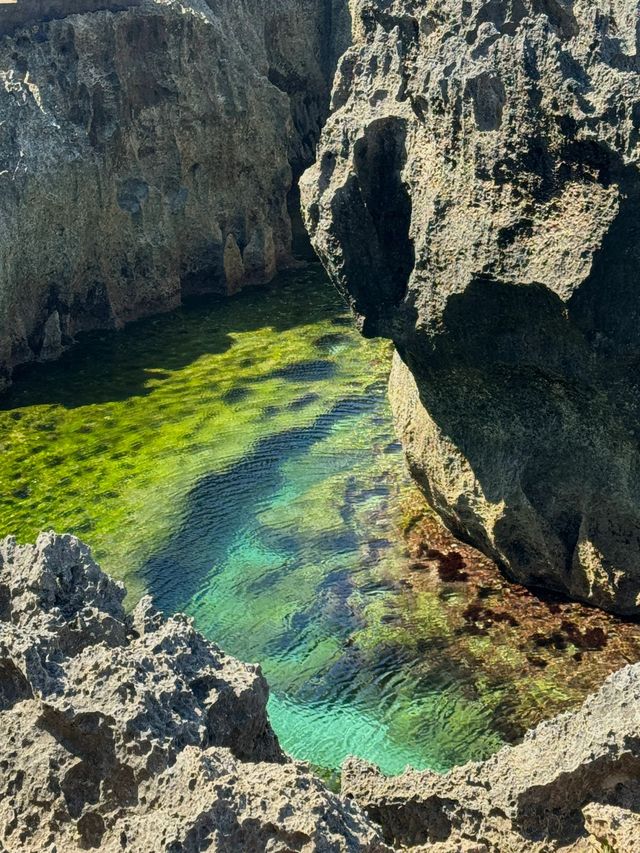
[0,0,350,389]
[0,2,144,37]
[302,0,640,613]
[342,664,640,852]
[583,795,640,851]
[0,532,389,852]
[1,536,639,851]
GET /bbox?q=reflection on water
[1,266,639,775]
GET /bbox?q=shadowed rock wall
[0,0,142,35]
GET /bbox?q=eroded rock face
[343,664,640,852]
[0,0,350,389]
[0,532,389,852]
[302,0,640,614]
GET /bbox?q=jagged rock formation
[0,532,389,852]
[0,1,143,36]
[2,533,640,851]
[342,663,640,851]
[0,0,350,389]
[302,0,640,614]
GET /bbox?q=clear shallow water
[2,266,639,775]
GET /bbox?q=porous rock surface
[0,0,350,389]
[0,532,389,852]
[2,533,640,851]
[343,663,640,852]
[302,0,640,614]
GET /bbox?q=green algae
[0,267,390,601]
[2,265,639,777]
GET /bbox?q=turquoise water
[4,265,629,774]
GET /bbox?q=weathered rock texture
[302,0,640,614]
[343,663,640,852]
[0,532,389,852]
[2,532,640,851]
[0,1,143,36]
[0,0,350,389]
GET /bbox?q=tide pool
[2,265,637,775]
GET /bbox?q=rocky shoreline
[344,663,640,852]
[0,532,387,852]
[0,532,638,852]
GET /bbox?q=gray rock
[0,532,390,852]
[342,664,640,852]
[0,0,350,389]
[302,0,640,614]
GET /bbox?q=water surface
[2,266,639,775]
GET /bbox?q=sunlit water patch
[2,266,639,775]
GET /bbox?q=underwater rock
[302,0,640,614]
[343,664,640,851]
[0,0,351,389]
[0,532,389,852]
[354,494,640,757]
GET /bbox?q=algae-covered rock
[303,0,640,614]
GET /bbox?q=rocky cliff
[2,532,639,851]
[302,0,640,614]
[0,0,350,389]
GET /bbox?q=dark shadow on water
[264,565,361,662]
[288,393,321,411]
[221,387,252,405]
[143,394,378,614]
[0,267,344,411]
[262,360,337,382]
